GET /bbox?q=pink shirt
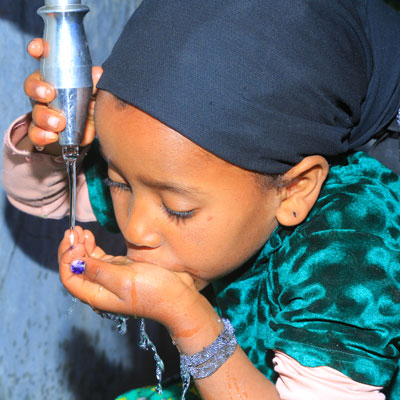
[1,114,385,399]
[2,114,95,222]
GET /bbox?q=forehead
[95,90,210,162]
[94,91,255,185]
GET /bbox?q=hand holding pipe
[37,0,93,229]
[37,0,93,156]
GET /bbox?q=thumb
[59,242,87,282]
[60,254,134,314]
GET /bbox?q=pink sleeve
[2,114,96,222]
[273,351,385,400]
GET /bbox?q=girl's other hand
[24,38,103,150]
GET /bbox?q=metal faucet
[37,0,93,229]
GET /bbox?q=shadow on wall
[0,0,44,36]
[61,322,180,399]
[3,201,126,272]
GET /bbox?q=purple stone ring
[71,259,86,274]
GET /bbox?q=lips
[126,254,157,264]
[126,244,160,265]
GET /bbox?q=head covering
[97,0,400,174]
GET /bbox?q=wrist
[180,318,238,380]
[165,291,223,355]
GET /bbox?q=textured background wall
[0,1,178,399]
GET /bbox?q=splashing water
[65,296,78,319]
[102,317,192,399]
[139,318,166,397]
[66,300,190,398]
[179,360,191,400]
[66,297,129,334]
[99,312,129,335]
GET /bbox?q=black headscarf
[97,0,400,174]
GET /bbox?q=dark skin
[25,38,329,399]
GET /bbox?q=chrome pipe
[37,0,93,149]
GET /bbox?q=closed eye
[162,203,195,222]
[103,177,131,192]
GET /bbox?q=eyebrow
[98,143,205,196]
[138,175,205,196]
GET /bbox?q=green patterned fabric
[84,150,400,398]
[83,139,120,233]
[213,151,400,398]
[115,382,201,400]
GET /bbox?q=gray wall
[0,1,178,399]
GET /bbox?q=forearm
[194,346,279,400]
[165,293,280,400]
[2,114,96,222]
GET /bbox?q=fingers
[24,70,55,103]
[58,226,106,264]
[27,38,44,59]
[58,228,137,315]
[24,69,63,147]
[59,249,131,314]
[28,123,58,147]
[83,257,133,295]
[82,229,106,258]
[32,103,65,131]
[80,99,96,146]
[79,66,103,146]
[28,102,67,147]
[92,66,103,93]
[24,59,102,148]
[58,226,85,263]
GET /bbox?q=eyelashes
[162,204,195,222]
[104,177,195,221]
[103,177,131,192]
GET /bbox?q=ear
[276,156,329,226]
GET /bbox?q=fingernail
[48,116,59,129]
[44,131,58,141]
[69,230,74,247]
[71,260,86,274]
[35,145,44,152]
[36,86,48,98]
[28,39,40,50]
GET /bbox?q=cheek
[110,191,131,230]
[186,205,274,271]
[167,213,252,271]
[162,216,218,267]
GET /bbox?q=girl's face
[95,91,282,289]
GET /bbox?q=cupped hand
[25,38,103,149]
[58,227,205,332]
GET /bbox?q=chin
[193,278,210,291]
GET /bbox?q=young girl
[3,0,400,399]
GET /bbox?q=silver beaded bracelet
[180,318,237,380]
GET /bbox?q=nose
[122,196,163,248]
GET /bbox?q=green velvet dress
[84,148,400,399]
